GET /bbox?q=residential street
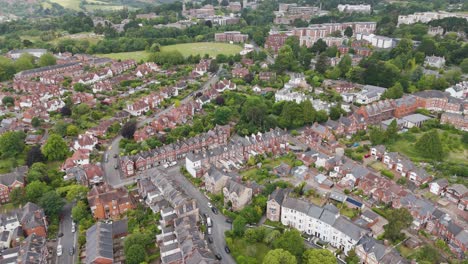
[167,166,236,264]
[56,203,78,264]
[102,71,220,188]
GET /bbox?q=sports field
[96,51,150,61]
[161,42,242,57]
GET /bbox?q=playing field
[48,0,81,10]
[96,51,150,61]
[161,42,242,57]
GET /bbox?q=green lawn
[52,33,103,45]
[161,42,243,57]
[96,51,151,62]
[48,0,81,10]
[227,237,270,264]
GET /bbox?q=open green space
[161,42,243,57]
[226,236,270,263]
[52,33,103,45]
[96,51,150,61]
[48,0,81,10]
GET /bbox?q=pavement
[167,166,236,264]
[102,71,220,188]
[56,203,78,264]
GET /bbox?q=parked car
[57,245,63,257]
[211,207,219,215]
[57,233,64,238]
[225,218,233,223]
[207,227,212,235]
[208,236,213,243]
[364,154,371,158]
[215,253,222,260]
[114,164,118,169]
[113,154,118,158]
[225,246,230,254]
[207,202,213,208]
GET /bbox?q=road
[56,203,78,264]
[167,166,236,264]
[102,71,220,188]
[250,40,275,64]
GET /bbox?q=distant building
[337,4,371,14]
[424,56,446,68]
[6,49,47,59]
[398,11,468,26]
[355,33,396,49]
[214,31,248,43]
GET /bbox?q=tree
[10,187,25,206]
[124,233,152,255]
[329,105,342,120]
[25,181,51,203]
[263,249,297,264]
[273,229,305,258]
[0,131,26,158]
[72,201,91,223]
[209,60,219,73]
[344,26,353,37]
[382,82,404,99]
[126,244,147,264]
[385,119,399,143]
[66,125,79,136]
[303,249,336,264]
[369,127,385,145]
[38,53,57,67]
[57,184,89,202]
[338,55,352,77]
[310,39,327,54]
[302,100,316,124]
[391,38,413,58]
[274,45,298,73]
[42,134,69,161]
[233,215,247,237]
[121,120,137,139]
[14,53,35,71]
[315,110,328,123]
[383,208,413,243]
[214,106,232,125]
[27,162,49,183]
[415,130,444,161]
[460,58,468,73]
[39,191,65,218]
[60,105,72,116]
[315,53,329,74]
[2,96,14,106]
[31,117,42,128]
[345,249,360,264]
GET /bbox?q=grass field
[48,0,81,10]
[96,51,150,61]
[227,237,270,263]
[161,42,242,57]
[52,33,103,45]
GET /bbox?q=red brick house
[232,67,249,78]
[87,183,135,220]
[0,166,27,204]
[265,34,290,54]
[259,72,276,82]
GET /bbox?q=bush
[381,170,395,179]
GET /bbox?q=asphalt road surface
[167,166,236,264]
[103,72,220,188]
[56,203,78,264]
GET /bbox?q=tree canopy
[0,131,26,158]
[415,130,444,161]
[302,249,337,264]
[263,249,297,264]
[42,134,69,161]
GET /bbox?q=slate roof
[86,222,114,263]
[357,235,386,260]
[0,166,27,186]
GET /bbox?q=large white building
[337,4,371,14]
[278,196,368,254]
[355,33,396,49]
[397,11,468,26]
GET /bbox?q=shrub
[381,170,395,179]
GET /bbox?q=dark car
[215,253,222,260]
[207,236,213,243]
[225,218,233,223]
[211,207,219,214]
[113,154,118,158]
[69,247,74,256]
[224,246,230,254]
[203,213,209,219]
[57,233,64,238]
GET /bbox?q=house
[355,235,408,264]
[337,4,371,13]
[0,203,48,238]
[86,220,128,264]
[445,81,468,99]
[231,67,249,78]
[0,166,27,204]
[73,134,98,151]
[213,79,236,92]
[445,184,468,210]
[223,180,253,211]
[16,233,49,264]
[424,55,446,68]
[193,59,211,76]
[273,162,291,177]
[429,178,449,195]
[370,145,386,160]
[214,31,248,43]
[401,114,431,128]
[204,167,229,194]
[441,112,468,131]
[266,188,289,221]
[265,33,290,54]
[355,33,396,49]
[7,49,47,59]
[315,174,334,188]
[279,196,369,254]
[61,149,90,171]
[355,85,386,104]
[259,72,276,82]
[87,184,135,220]
[126,100,150,116]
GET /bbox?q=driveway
[167,166,236,264]
[102,71,220,188]
[56,203,78,264]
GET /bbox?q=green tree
[38,53,57,67]
[233,215,247,237]
[2,96,14,106]
[415,130,444,161]
[214,106,232,125]
[338,55,352,77]
[369,127,385,145]
[66,125,79,136]
[315,53,329,74]
[25,181,51,203]
[10,187,25,206]
[0,131,26,158]
[460,58,468,74]
[42,134,69,161]
[263,249,297,264]
[39,191,65,217]
[126,244,147,264]
[31,117,42,128]
[385,119,399,143]
[345,249,360,264]
[310,39,327,54]
[302,100,316,124]
[383,208,413,243]
[27,162,49,182]
[329,105,342,120]
[344,26,353,37]
[72,201,91,223]
[391,38,413,58]
[57,184,89,202]
[26,145,45,167]
[124,233,152,255]
[302,249,336,264]
[315,110,328,123]
[273,229,305,258]
[274,45,298,73]
[14,53,35,71]
[382,82,404,99]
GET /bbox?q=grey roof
[455,230,468,247]
[432,178,448,188]
[333,216,366,241]
[329,191,347,202]
[401,114,431,124]
[361,210,379,221]
[86,222,114,263]
[225,180,250,196]
[15,62,80,77]
[207,167,228,182]
[357,235,386,260]
[0,166,27,186]
[448,184,468,196]
[283,197,311,215]
[269,188,289,204]
[351,166,371,179]
[319,208,338,226]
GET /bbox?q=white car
[57,245,63,256]
[207,202,212,208]
[72,222,76,233]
